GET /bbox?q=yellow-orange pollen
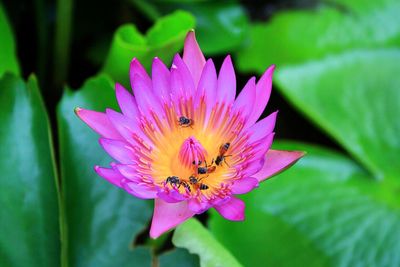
[137,97,248,200]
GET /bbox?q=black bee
[178,116,193,128]
[188,175,208,190]
[165,176,180,187]
[193,160,216,174]
[189,175,199,185]
[199,184,209,190]
[214,142,232,166]
[181,181,191,192]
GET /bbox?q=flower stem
[34,0,47,82]
[54,0,73,87]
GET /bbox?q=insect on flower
[75,30,305,238]
[195,160,216,175]
[165,176,181,188]
[214,142,232,167]
[178,116,193,128]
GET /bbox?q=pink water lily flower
[76,31,304,238]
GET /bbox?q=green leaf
[158,248,200,267]
[102,10,195,87]
[236,0,400,73]
[0,4,20,76]
[153,1,249,54]
[0,74,59,267]
[209,141,400,267]
[276,49,400,182]
[57,75,153,266]
[172,219,243,267]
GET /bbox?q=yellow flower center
[138,97,247,199]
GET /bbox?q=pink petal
[217,55,236,105]
[249,133,275,161]
[94,165,124,188]
[172,54,195,99]
[75,108,122,140]
[196,59,217,127]
[106,108,153,147]
[214,197,245,221]
[121,181,158,199]
[240,159,265,178]
[253,149,305,182]
[131,74,163,120]
[157,190,187,203]
[150,198,195,238]
[231,177,259,194]
[187,198,211,214]
[183,30,206,87]
[130,58,151,90]
[152,57,171,103]
[170,67,185,101]
[115,164,141,182]
[246,65,275,127]
[99,138,136,164]
[232,77,256,119]
[115,83,139,119]
[246,111,278,144]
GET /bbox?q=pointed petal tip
[254,149,306,182]
[150,199,195,239]
[74,107,82,115]
[185,29,196,41]
[115,82,124,90]
[214,197,245,221]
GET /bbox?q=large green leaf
[151,1,249,54]
[0,74,59,267]
[276,49,400,182]
[158,248,200,267]
[57,75,153,266]
[237,0,400,73]
[173,219,243,267]
[0,4,20,76]
[102,10,195,87]
[210,141,400,267]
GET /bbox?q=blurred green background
[0,0,399,266]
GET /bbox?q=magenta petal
[150,198,195,238]
[246,111,278,144]
[249,133,275,161]
[121,181,158,199]
[75,108,122,140]
[99,138,135,164]
[247,65,275,127]
[131,74,163,119]
[106,108,153,147]
[231,177,259,194]
[130,58,151,90]
[115,164,141,181]
[94,165,124,188]
[115,83,139,119]
[170,67,185,101]
[253,149,305,182]
[214,197,245,221]
[217,55,236,105]
[196,59,217,126]
[188,198,211,214]
[183,31,206,86]
[172,54,195,98]
[232,77,256,119]
[152,58,171,103]
[241,159,265,177]
[157,189,187,203]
